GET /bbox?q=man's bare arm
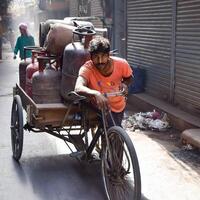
[74,76,108,109]
[75,76,100,96]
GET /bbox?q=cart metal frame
[11,83,141,200]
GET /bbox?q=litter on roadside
[122,110,170,131]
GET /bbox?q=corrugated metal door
[90,0,104,28]
[69,0,78,17]
[175,0,200,115]
[127,0,172,101]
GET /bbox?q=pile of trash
[122,110,170,131]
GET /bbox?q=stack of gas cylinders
[19,46,43,91]
[18,22,96,104]
[25,49,46,97]
[20,48,62,103]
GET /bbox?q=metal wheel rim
[102,130,137,200]
[11,96,23,161]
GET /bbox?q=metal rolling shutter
[90,0,104,28]
[69,0,78,17]
[127,0,172,101]
[175,0,200,115]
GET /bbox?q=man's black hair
[88,36,110,55]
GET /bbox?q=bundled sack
[44,23,75,55]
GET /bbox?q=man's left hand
[120,83,128,97]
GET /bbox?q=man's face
[91,52,110,72]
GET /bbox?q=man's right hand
[75,76,109,110]
[94,91,108,110]
[13,54,17,59]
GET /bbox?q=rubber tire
[11,95,24,161]
[101,126,141,200]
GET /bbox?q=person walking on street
[13,23,35,60]
[75,36,133,127]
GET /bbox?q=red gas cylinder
[32,56,62,104]
[19,58,31,90]
[60,27,96,98]
[19,46,43,90]
[25,50,46,97]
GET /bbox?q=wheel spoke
[102,126,141,200]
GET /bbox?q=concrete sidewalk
[128,128,200,200]
[128,93,200,131]
[127,92,200,150]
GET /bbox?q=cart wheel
[101,126,141,200]
[10,95,24,161]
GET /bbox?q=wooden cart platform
[14,83,98,129]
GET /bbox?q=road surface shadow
[12,154,149,200]
[12,154,106,200]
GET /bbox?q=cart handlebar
[104,90,125,97]
[66,89,126,104]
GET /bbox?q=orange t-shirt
[78,56,133,112]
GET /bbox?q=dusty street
[125,124,200,200]
[0,44,200,200]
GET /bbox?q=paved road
[0,48,107,200]
[1,46,200,200]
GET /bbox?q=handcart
[11,24,141,200]
[11,83,141,200]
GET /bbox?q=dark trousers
[106,110,124,128]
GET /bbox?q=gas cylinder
[19,58,31,90]
[32,57,62,104]
[25,50,46,97]
[19,46,42,90]
[39,18,94,47]
[60,28,96,99]
[60,42,90,98]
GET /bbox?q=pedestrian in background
[13,23,35,60]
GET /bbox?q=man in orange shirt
[75,36,133,127]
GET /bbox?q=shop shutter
[175,0,200,115]
[69,0,78,17]
[90,0,103,28]
[127,0,172,101]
